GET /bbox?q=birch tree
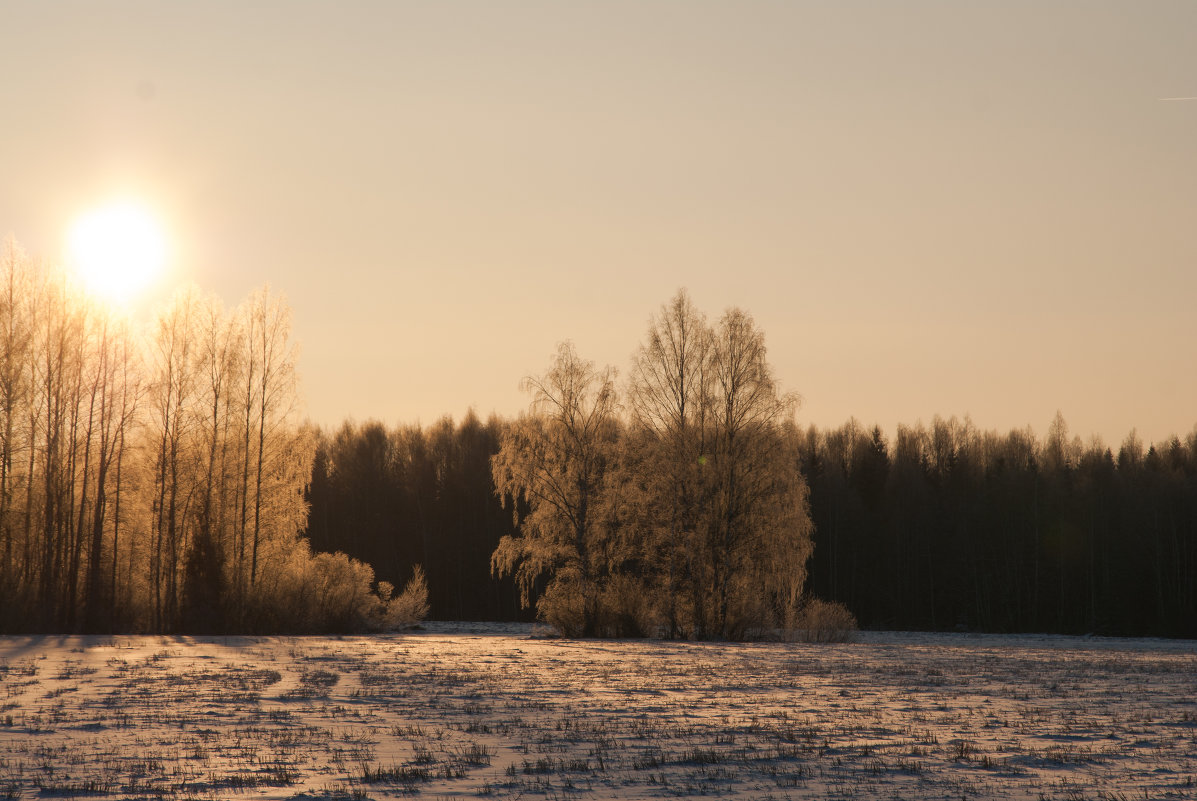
[701,307,811,638]
[0,239,32,619]
[491,342,619,636]
[628,293,813,639]
[147,287,202,630]
[626,289,713,636]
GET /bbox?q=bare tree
[176,293,237,631]
[228,286,303,599]
[627,293,813,639]
[696,307,811,638]
[491,342,620,636]
[626,289,713,636]
[103,324,142,630]
[147,287,203,630]
[0,239,32,619]
[33,267,89,628]
[0,240,327,633]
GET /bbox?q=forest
[1,237,1194,638]
[308,397,1197,641]
[800,414,1197,638]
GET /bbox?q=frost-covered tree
[0,238,390,634]
[491,342,620,636]
[700,307,812,638]
[626,289,714,636]
[146,287,202,630]
[627,291,813,639]
[0,238,32,604]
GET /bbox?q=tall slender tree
[626,289,713,636]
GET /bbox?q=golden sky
[2,1,1195,446]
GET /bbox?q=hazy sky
[3,1,1195,446]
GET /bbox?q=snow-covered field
[1,624,1194,800]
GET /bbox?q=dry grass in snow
[0,624,1194,799]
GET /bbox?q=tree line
[307,295,1196,639]
[5,231,1192,638]
[800,414,1197,638]
[0,237,419,634]
[308,409,1197,640]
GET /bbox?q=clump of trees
[0,237,405,634]
[491,291,815,640]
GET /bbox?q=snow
[1,624,1194,799]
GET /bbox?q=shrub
[789,597,858,643]
[255,552,431,633]
[308,551,378,632]
[238,541,372,633]
[536,573,587,637]
[377,565,429,630]
[595,575,655,638]
[725,572,783,641]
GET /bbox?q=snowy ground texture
[1,624,1194,800]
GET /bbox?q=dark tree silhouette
[799,415,1197,637]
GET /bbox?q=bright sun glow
[67,202,167,302]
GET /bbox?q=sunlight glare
[67,202,167,302]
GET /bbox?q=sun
[67,201,167,303]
